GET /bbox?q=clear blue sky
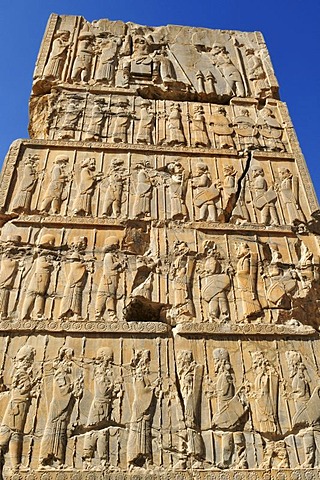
[1,0,319,201]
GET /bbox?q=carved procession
[0,13,319,479]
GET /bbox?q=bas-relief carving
[2,13,320,478]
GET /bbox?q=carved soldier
[83,347,121,469]
[95,236,124,321]
[166,103,187,146]
[132,161,155,219]
[127,349,159,470]
[72,157,102,216]
[297,242,314,288]
[21,234,57,320]
[40,154,69,214]
[59,237,89,319]
[222,165,250,222]
[191,161,221,221]
[245,48,270,99]
[12,154,39,214]
[210,43,245,97]
[169,241,195,321]
[190,104,210,148]
[209,107,235,149]
[256,107,286,152]
[84,99,107,141]
[101,158,127,218]
[95,34,122,85]
[263,243,298,320]
[136,99,155,145]
[0,345,36,473]
[111,100,133,143]
[0,235,22,319]
[199,241,231,323]
[174,350,204,470]
[71,30,95,82]
[233,108,259,150]
[39,346,82,468]
[43,30,71,81]
[276,167,305,224]
[166,161,188,220]
[210,348,248,469]
[286,350,318,468]
[250,165,279,225]
[235,242,262,321]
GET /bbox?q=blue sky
[1,0,319,201]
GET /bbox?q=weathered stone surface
[0,13,319,479]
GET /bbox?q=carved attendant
[169,241,195,320]
[83,347,121,469]
[43,30,71,81]
[95,34,122,85]
[40,154,69,214]
[210,107,235,149]
[72,157,102,216]
[12,155,39,214]
[127,349,158,470]
[71,31,94,82]
[132,162,155,219]
[167,103,186,146]
[0,345,36,473]
[136,99,155,145]
[84,99,106,141]
[276,167,305,224]
[0,236,22,318]
[191,162,221,221]
[250,166,279,225]
[95,237,124,321]
[39,346,82,468]
[166,161,188,220]
[190,105,210,148]
[102,158,127,218]
[174,350,204,470]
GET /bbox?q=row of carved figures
[1,343,319,473]
[44,95,287,152]
[36,25,272,99]
[0,233,316,325]
[11,154,305,226]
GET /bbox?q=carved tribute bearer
[0,12,319,478]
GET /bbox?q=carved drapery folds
[0,13,319,478]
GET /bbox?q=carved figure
[264,243,298,319]
[190,105,210,147]
[166,103,186,146]
[127,349,158,470]
[174,350,204,470]
[191,162,221,221]
[123,34,176,87]
[0,345,36,473]
[297,242,314,287]
[210,348,248,469]
[166,161,188,220]
[39,346,82,468]
[12,154,39,214]
[59,237,89,319]
[250,166,279,225]
[72,158,102,216]
[84,99,107,141]
[169,241,195,321]
[233,108,259,150]
[210,107,235,149]
[40,154,69,214]
[95,236,124,321]
[276,167,305,224]
[245,48,270,99]
[256,107,286,152]
[111,100,132,143]
[83,347,121,469]
[59,95,83,140]
[286,350,318,468]
[102,159,127,218]
[136,99,155,145]
[250,351,279,435]
[200,242,231,323]
[210,43,245,97]
[71,31,94,82]
[21,234,57,319]
[43,30,71,80]
[95,34,122,85]
[235,242,262,321]
[222,165,250,222]
[132,161,155,219]
[0,235,22,318]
